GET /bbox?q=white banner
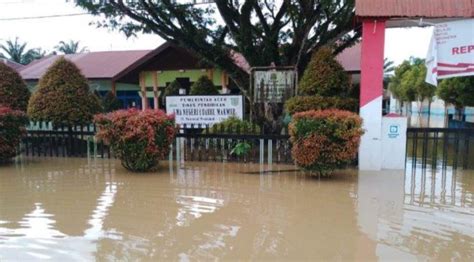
[426,19,474,85]
[166,95,244,127]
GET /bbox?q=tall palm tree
[0,38,45,65]
[384,58,395,75]
[55,40,88,54]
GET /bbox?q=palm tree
[384,58,395,74]
[55,40,88,54]
[0,38,46,65]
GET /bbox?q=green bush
[165,80,182,96]
[102,91,122,112]
[206,117,260,134]
[285,96,358,115]
[0,107,29,163]
[94,108,177,172]
[190,75,219,95]
[27,57,102,126]
[289,109,364,176]
[298,47,351,97]
[0,62,30,112]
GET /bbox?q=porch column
[111,80,116,95]
[359,19,386,171]
[139,72,148,111]
[153,72,159,110]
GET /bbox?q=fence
[21,122,292,164]
[406,128,474,170]
[174,125,292,164]
[22,122,111,158]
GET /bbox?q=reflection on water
[0,158,473,260]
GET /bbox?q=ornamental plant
[28,57,102,125]
[289,109,364,176]
[0,106,29,163]
[285,96,358,115]
[298,47,351,97]
[94,109,176,172]
[190,75,219,95]
[0,62,30,111]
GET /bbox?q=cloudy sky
[0,0,432,65]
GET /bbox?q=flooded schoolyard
[0,158,473,261]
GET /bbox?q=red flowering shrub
[289,109,364,175]
[94,109,176,172]
[0,107,29,162]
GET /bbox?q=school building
[19,42,361,109]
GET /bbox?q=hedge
[94,109,176,172]
[289,109,364,175]
[285,96,358,115]
[298,47,351,97]
[27,57,102,126]
[0,107,29,162]
[0,62,30,112]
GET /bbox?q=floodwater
[0,158,473,261]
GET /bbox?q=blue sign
[388,125,400,139]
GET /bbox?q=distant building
[1,58,24,72]
[19,42,361,109]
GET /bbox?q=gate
[406,128,474,170]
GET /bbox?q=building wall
[142,69,226,88]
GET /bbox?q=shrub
[102,91,123,112]
[190,75,219,95]
[94,109,176,172]
[28,57,102,126]
[285,96,358,115]
[289,109,364,175]
[206,116,260,134]
[298,47,351,97]
[0,62,30,111]
[0,106,29,163]
[165,80,182,96]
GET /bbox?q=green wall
[144,69,225,87]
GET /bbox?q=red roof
[19,42,361,82]
[356,0,474,18]
[336,43,361,73]
[20,50,151,81]
[1,58,24,72]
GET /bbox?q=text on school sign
[166,95,244,127]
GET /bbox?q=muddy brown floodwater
[0,158,473,261]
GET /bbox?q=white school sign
[426,19,474,86]
[166,95,244,127]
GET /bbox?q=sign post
[166,95,244,128]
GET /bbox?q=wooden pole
[139,72,148,111]
[111,80,116,95]
[153,72,159,110]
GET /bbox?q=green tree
[55,40,89,54]
[0,62,30,112]
[75,0,359,99]
[27,57,102,125]
[190,75,219,95]
[438,76,474,119]
[0,38,45,65]
[388,60,412,114]
[400,61,435,116]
